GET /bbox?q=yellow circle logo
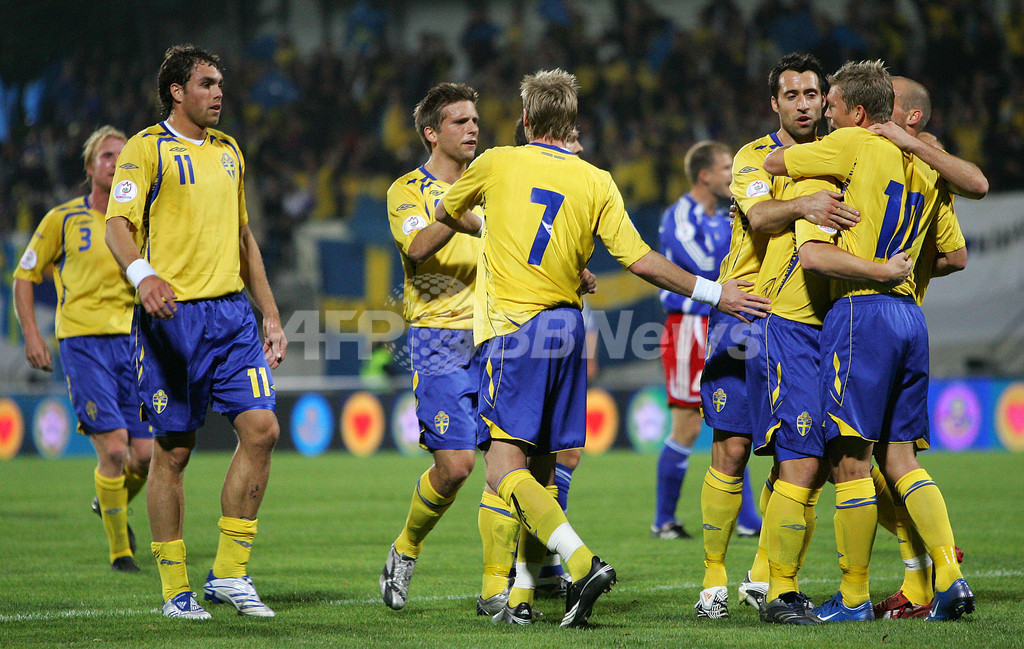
[341,391,385,457]
[0,398,25,460]
[584,388,618,455]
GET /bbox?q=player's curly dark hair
[768,52,828,100]
[413,83,479,154]
[157,43,223,117]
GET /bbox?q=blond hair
[520,69,578,142]
[684,141,731,185]
[828,60,894,124]
[82,125,127,180]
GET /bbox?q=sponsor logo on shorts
[86,401,98,421]
[434,410,449,435]
[152,390,168,414]
[797,411,812,436]
[712,388,727,413]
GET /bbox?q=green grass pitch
[1,450,1021,648]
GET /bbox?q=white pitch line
[2,568,1020,622]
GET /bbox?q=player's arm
[746,191,860,234]
[762,145,790,177]
[105,216,177,320]
[931,246,967,277]
[408,209,483,263]
[239,223,286,368]
[431,201,483,236]
[628,251,770,323]
[798,241,912,287]
[12,279,51,371]
[867,121,988,199]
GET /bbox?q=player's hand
[718,279,771,323]
[729,197,739,220]
[24,331,52,372]
[578,268,597,295]
[137,275,177,320]
[880,252,913,287]
[867,121,920,153]
[263,316,287,369]
[802,190,860,232]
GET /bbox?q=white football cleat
[162,591,211,619]
[695,586,730,619]
[203,572,275,617]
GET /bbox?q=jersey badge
[712,388,727,412]
[746,180,770,198]
[221,153,236,179]
[402,215,426,235]
[18,248,37,270]
[152,390,169,414]
[434,410,449,435]
[113,180,138,203]
[797,411,812,437]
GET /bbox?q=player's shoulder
[387,167,428,201]
[207,127,241,150]
[48,195,89,217]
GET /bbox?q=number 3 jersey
[786,126,941,301]
[442,143,651,344]
[14,196,134,338]
[106,122,247,302]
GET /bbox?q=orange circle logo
[0,398,25,460]
[584,388,618,455]
[340,391,385,457]
[995,382,1024,453]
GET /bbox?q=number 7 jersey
[106,122,247,301]
[442,143,651,344]
[785,126,937,301]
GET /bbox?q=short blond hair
[829,60,893,124]
[82,125,127,179]
[520,69,578,142]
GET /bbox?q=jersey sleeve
[731,147,774,216]
[442,149,491,219]
[593,173,651,267]
[105,135,157,231]
[12,207,65,283]
[784,129,858,182]
[387,180,432,257]
[932,190,965,253]
[790,175,845,249]
[236,142,249,228]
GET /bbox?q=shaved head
[891,76,932,132]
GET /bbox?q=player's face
[825,85,856,130]
[88,136,124,193]
[178,62,224,130]
[434,100,479,165]
[772,70,824,142]
[567,128,583,155]
[706,152,733,200]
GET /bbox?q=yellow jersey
[105,122,247,301]
[912,180,965,305]
[756,176,840,326]
[785,127,934,300]
[442,144,651,343]
[14,196,134,338]
[724,133,782,285]
[386,166,481,329]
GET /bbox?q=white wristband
[473,217,485,237]
[691,276,723,307]
[126,259,158,289]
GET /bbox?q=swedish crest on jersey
[152,390,169,414]
[434,410,449,435]
[797,411,812,436]
[712,388,727,412]
[221,153,236,179]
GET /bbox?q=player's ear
[170,83,184,103]
[424,126,438,146]
[907,108,923,128]
[770,96,780,115]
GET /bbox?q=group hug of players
[380,52,978,628]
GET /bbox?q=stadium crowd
[2,0,1022,273]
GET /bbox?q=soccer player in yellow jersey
[766,60,975,623]
[378,82,523,617]
[435,68,770,627]
[13,126,151,573]
[105,44,286,620]
[698,53,864,622]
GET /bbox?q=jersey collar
[528,142,573,155]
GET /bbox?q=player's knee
[436,455,475,492]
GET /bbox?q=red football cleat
[873,590,931,619]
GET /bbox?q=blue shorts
[134,292,276,434]
[821,295,929,446]
[700,308,762,435]
[60,335,154,439]
[478,308,587,455]
[409,327,482,451]
[748,315,823,460]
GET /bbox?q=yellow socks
[834,478,877,607]
[153,539,190,602]
[896,468,962,591]
[94,469,131,562]
[765,480,812,600]
[124,465,147,503]
[700,467,743,589]
[479,490,519,599]
[211,516,257,578]
[796,487,820,575]
[748,472,776,584]
[395,469,456,558]
[496,469,593,581]
[871,464,898,536]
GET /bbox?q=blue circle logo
[290,393,334,457]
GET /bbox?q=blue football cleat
[813,591,874,622]
[926,578,975,621]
